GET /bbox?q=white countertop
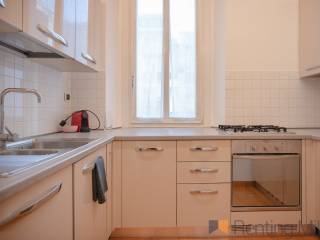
[1,127,320,202]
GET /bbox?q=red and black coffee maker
[59,110,100,132]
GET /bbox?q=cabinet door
[23,0,76,58]
[122,141,176,227]
[300,0,320,77]
[106,144,113,238]
[0,166,73,240]
[0,0,22,32]
[75,0,104,71]
[74,146,107,240]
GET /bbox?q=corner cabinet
[73,146,108,240]
[23,0,76,58]
[122,141,177,227]
[300,0,320,77]
[0,166,73,240]
[0,0,22,32]
[75,0,105,71]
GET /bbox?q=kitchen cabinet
[122,141,176,227]
[23,0,76,58]
[178,184,231,227]
[300,0,320,77]
[0,166,73,240]
[305,140,320,229]
[106,143,113,238]
[0,0,22,32]
[73,146,108,240]
[75,0,105,71]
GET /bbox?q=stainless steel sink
[7,138,92,150]
[0,138,94,177]
[0,149,59,156]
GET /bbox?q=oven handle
[233,154,299,160]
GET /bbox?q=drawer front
[177,162,231,184]
[177,140,231,162]
[178,183,230,227]
[74,146,107,240]
[0,166,73,240]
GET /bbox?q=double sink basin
[0,138,93,178]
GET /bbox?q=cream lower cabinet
[305,140,320,229]
[73,146,108,240]
[0,166,73,240]
[122,141,177,227]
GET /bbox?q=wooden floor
[111,236,319,240]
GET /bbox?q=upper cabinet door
[0,0,22,32]
[300,0,320,77]
[75,0,104,71]
[23,0,76,58]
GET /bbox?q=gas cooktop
[218,125,288,133]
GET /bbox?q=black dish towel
[92,157,108,204]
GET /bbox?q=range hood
[0,32,63,58]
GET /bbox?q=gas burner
[218,125,287,133]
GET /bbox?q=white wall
[0,48,71,138]
[224,0,320,127]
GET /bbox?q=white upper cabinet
[300,0,320,77]
[0,0,22,32]
[75,0,104,71]
[23,0,76,58]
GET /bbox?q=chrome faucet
[0,88,42,148]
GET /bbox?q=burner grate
[218,125,287,133]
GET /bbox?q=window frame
[130,0,203,124]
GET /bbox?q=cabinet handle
[190,168,219,173]
[190,146,218,152]
[82,162,95,174]
[0,0,6,8]
[190,190,219,195]
[36,24,69,47]
[136,147,164,152]
[306,65,320,72]
[0,182,62,227]
[81,53,96,64]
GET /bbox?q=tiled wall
[225,71,320,127]
[70,72,106,129]
[0,48,71,138]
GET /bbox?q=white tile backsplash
[0,49,71,138]
[70,72,106,129]
[225,71,320,127]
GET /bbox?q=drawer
[177,183,231,227]
[177,140,231,162]
[0,166,73,240]
[177,162,231,184]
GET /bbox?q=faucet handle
[5,126,19,141]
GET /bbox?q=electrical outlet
[64,93,71,101]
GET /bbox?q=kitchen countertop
[1,127,320,202]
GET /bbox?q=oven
[231,140,301,212]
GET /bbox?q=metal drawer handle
[136,147,164,152]
[190,190,219,195]
[36,24,69,47]
[306,65,320,71]
[0,182,62,227]
[190,168,219,173]
[0,0,6,8]
[81,53,96,64]
[190,146,218,152]
[82,162,95,174]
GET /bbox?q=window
[134,0,198,122]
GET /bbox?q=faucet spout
[0,88,42,146]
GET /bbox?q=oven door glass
[232,154,300,209]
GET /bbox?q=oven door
[232,154,301,211]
